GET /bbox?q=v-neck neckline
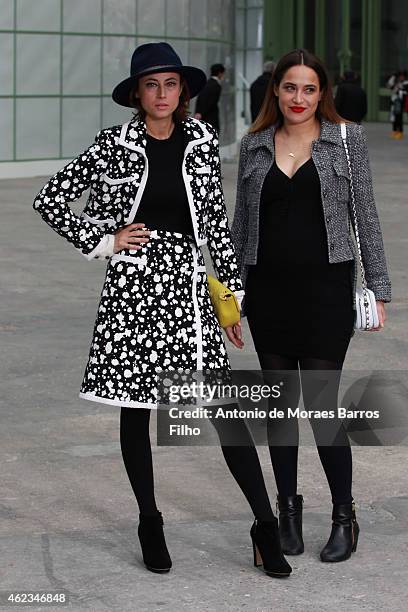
[274,157,313,180]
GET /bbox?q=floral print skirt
[79,229,229,408]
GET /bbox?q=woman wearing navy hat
[33,42,292,578]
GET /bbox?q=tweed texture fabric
[231,119,391,315]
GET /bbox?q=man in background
[194,63,225,134]
[335,70,367,123]
[250,61,275,122]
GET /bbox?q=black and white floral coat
[33,115,244,296]
[33,116,244,407]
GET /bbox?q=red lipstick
[290,106,306,113]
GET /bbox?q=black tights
[120,405,275,520]
[119,352,352,518]
[120,408,159,516]
[259,353,353,505]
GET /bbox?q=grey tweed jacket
[231,119,392,316]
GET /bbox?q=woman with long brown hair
[232,49,391,563]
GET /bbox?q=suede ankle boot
[250,517,292,578]
[138,511,172,573]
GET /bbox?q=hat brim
[112,66,207,108]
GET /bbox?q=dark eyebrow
[145,77,178,82]
[283,81,317,87]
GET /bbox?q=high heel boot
[320,501,360,562]
[250,517,292,578]
[138,511,172,573]
[277,494,304,555]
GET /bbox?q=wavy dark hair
[250,48,343,133]
[129,74,190,122]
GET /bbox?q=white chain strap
[340,122,372,330]
[340,122,367,288]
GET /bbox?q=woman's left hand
[224,321,244,348]
[369,300,386,331]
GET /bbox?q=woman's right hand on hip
[114,223,151,253]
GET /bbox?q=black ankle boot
[277,494,304,555]
[138,511,172,573]
[250,517,292,578]
[320,501,360,562]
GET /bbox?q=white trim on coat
[117,118,212,248]
[84,233,115,260]
[181,120,212,249]
[191,243,204,370]
[111,253,147,265]
[79,391,158,409]
[117,122,150,225]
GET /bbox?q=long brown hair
[250,48,343,133]
[130,74,190,122]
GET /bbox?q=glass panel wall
[236,0,264,127]
[1,0,238,163]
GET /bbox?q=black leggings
[259,353,353,505]
[120,408,158,516]
[120,405,276,520]
[119,353,352,518]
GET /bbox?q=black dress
[245,158,354,362]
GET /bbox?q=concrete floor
[0,122,407,611]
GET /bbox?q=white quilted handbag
[340,123,380,331]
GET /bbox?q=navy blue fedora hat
[112,42,207,108]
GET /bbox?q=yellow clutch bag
[207,274,240,328]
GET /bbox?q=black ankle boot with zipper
[138,511,172,573]
[250,517,292,578]
[277,494,304,555]
[320,501,360,562]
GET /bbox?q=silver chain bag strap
[340,122,379,331]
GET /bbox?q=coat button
[326,214,331,222]
[330,243,335,251]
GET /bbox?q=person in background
[387,70,408,139]
[250,61,276,122]
[194,63,225,134]
[334,70,367,123]
[404,70,408,117]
